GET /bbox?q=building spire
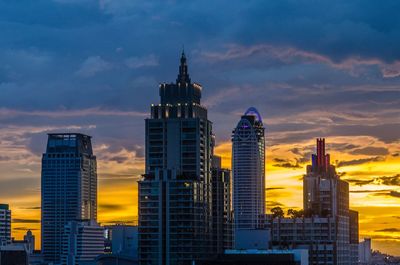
[177,48,190,84]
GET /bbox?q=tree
[271,207,284,218]
[287,209,304,218]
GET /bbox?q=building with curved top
[232,108,266,232]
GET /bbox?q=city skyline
[0,0,399,257]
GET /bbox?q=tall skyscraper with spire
[232,107,265,232]
[41,133,97,264]
[138,51,214,265]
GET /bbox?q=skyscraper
[0,204,11,246]
[232,108,265,231]
[41,133,97,263]
[138,51,214,265]
[304,138,349,218]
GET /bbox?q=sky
[0,0,399,255]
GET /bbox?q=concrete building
[41,133,97,264]
[110,225,138,258]
[271,216,349,265]
[138,51,214,265]
[358,238,371,265]
[0,204,11,246]
[61,220,104,265]
[232,107,265,233]
[211,155,233,254]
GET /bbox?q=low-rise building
[194,249,308,265]
[61,220,104,265]
[271,215,350,265]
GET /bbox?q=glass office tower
[41,133,97,264]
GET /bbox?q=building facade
[41,133,97,263]
[358,238,371,265]
[271,216,349,265]
[138,52,214,265]
[303,138,349,218]
[211,155,233,254]
[110,225,138,258]
[232,107,265,231]
[0,204,11,246]
[61,220,104,265]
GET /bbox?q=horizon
[0,0,399,257]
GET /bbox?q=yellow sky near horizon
[5,136,400,256]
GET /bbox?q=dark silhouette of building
[138,51,214,265]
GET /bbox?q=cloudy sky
[0,0,400,255]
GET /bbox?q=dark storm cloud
[0,177,40,197]
[20,206,41,210]
[12,219,40,224]
[337,156,385,167]
[346,174,400,187]
[266,187,285,191]
[99,203,126,211]
[13,227,39,231]
[273,161,302,169]
[378,175,400,186]
[345,179,375,186]
[350,147,389,156]
[266,201,285,207]
[0,0,399,152]
[375,228,400,232]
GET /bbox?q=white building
[358,238,371,265]
[0,204,11,246]
[232,107,265,233]
[61,220,104,265]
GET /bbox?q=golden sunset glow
[4,134,400,254]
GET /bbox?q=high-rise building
[0,204,11,246]
[304,138,349,218]
[61,220,104,265]
[271,138,359,265]
[211,155,233,254]
[232,107,265,231]
[41,133,97,263]
[138,51,214,265]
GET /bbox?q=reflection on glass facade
[41,133,97,264]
